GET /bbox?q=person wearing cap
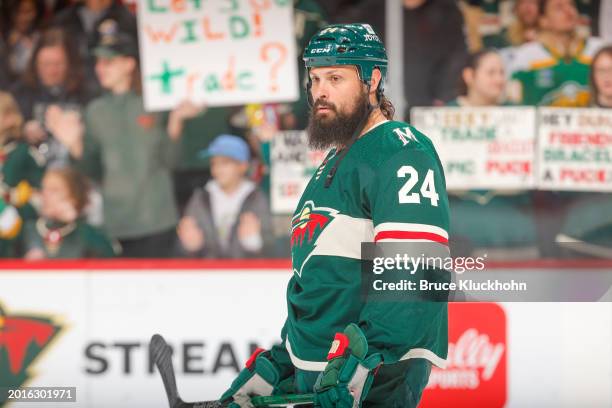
[52,1,137,96]
[49,30,202,258]
[220,24,449,408]
[176,134,273,258]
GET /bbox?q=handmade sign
[537,108,612,192]
[270,130,326,214]
[138,0,299,111]
[411,107,537,190]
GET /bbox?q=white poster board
[270,131,326,214]
[411,107,537,190]
[137,0,299,111]
[537,108,612,191]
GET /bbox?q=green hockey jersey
[507,37,604,106]
[23,218,116,258]
[283,120,449,372]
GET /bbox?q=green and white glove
[314,324,382,408]
[220,346,295,408]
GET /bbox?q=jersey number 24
[397,165,439,206]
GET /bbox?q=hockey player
[221,24,450,408]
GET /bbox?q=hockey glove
[220,347,295,408]
[314,323,382,408]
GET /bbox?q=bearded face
[306,84,369,151]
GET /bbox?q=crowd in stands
[0,0,610,260]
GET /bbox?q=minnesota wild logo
[291,201,337,277]
[0,302,62,407]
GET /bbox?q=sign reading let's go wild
[138,0,299,111]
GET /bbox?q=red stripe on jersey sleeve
[374,231,449,245]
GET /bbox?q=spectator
[52,0,137,96]
[590,44,612,107]
[555,45,612,257]
[403,0,468,112]
[483,0,540,49]
[444,51,538,259]
[1,0,45,80]
[177,135,273,258]
[173,106,239,212]
[23,166,115,259]
[49,31,201,258]
[447,49,509,106]
[507,0,606,106]
[10,28,91,167]
[0,92,45,222]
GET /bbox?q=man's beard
[306,90,369,150]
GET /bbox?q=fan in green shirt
[507,0,605,107]
[23,167,116,259]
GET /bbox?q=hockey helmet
[303,23,388,95]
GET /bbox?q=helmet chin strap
[323,81,381,188]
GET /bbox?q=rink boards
[0,260,610,408]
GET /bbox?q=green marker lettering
[188,0,203,9]
[204,74,222,92]
[148,0,168,12]
[220,0,239,12]
[229,15,250,39]
[149,61,185,94]
[181,19,198,43]
[238,72,254,90]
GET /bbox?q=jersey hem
[287,339,448,370]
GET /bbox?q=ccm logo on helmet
[365,34,380,41]
[311,47,332,54]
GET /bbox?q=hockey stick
[150,334,314,408]
[150,334,222,408]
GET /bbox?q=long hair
[379,93,395,120]
[22,27,84,93]
[590,45,612,106]
[457,49,500,96]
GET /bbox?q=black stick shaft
[150,334,224,408]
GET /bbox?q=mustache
[313,100,337,111]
